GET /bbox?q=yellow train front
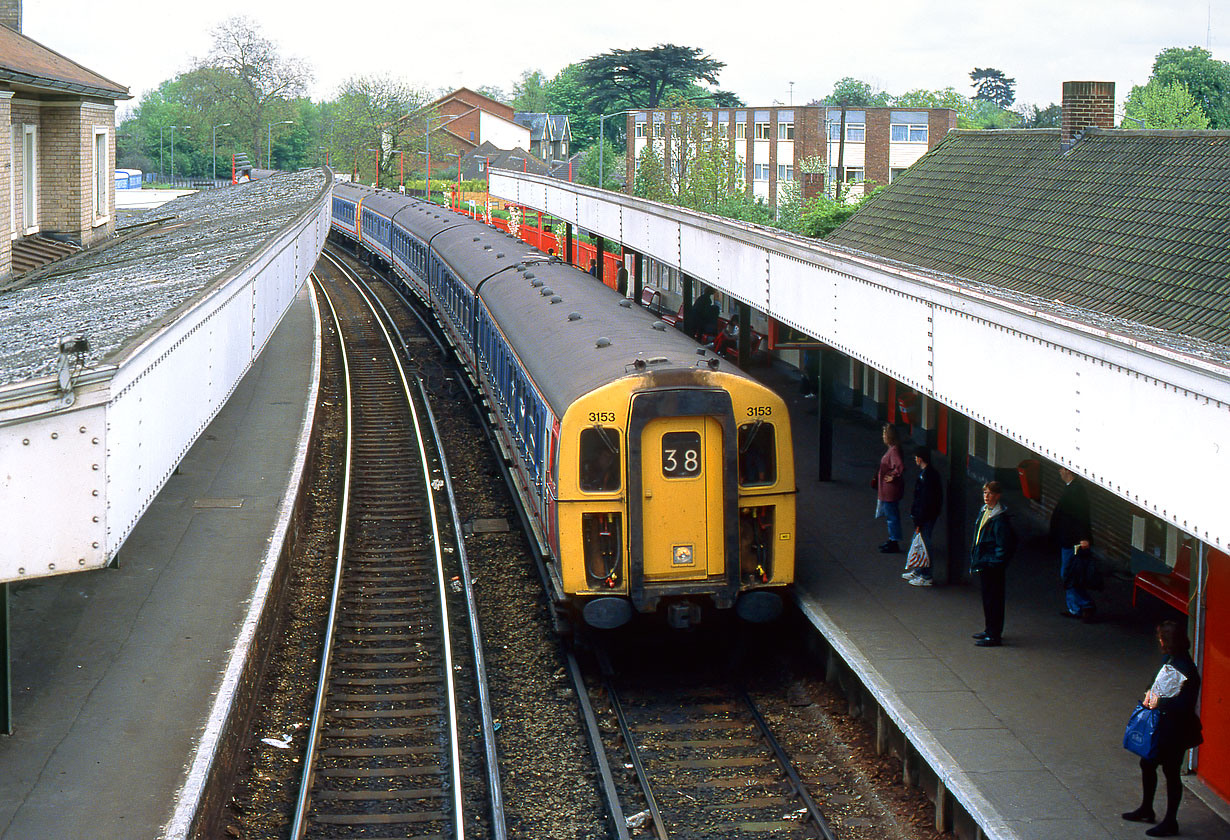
[555,365,795,629]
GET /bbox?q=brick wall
[0,93,11,279]
[23,101,116,245]
[0,0,19,32]
[1062,81,1115,149]
[865,109,891,189]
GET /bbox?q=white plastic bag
[1149,664,1187,699]
[906,532,930,569]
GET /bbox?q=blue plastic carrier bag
[1123,703,1160,760]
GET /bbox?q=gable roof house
[0,3,130,282]
[513,112,572,163]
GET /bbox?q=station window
[777,122,794,140]
[580,427,621,492]
[754,122,771,140]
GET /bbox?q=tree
[630,105,745,214]
[892,87,968,110]
[576,139,623,190]
[1016,102,1062,128]
[331,75,429,186]
[193,16,312,166]
[821,77,890,107]
[577,44,725,110]
[1148,46,1230,127]
[969,67,1016,107]
[1122,80,1210,129]
[632,143,671,203]
[510,70,550,112]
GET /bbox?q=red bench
[1132,544,1191,614]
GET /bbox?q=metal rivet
[23,438,29,445]
[48,563,55,570]
[18,567,25,575]
[93,437,99,444]
[92,464,99,471]
[51,432,59,439]
[92,489,99,496]
[92,516,99,523]
[80,426,87,433]
[92,542,99,549]
[79,559,86,566]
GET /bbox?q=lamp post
[267,120,292,169]
[318,146,329,168]
[169,125,189,182]
[445,153,461,209]
[212,123,231,182]
[598,109,634,189]
[159,126,164,179]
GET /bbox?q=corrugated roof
[0,25,128,98]
[826,128,1230,348]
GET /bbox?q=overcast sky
[24,0,1227,116]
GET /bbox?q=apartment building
[626,104,956,204]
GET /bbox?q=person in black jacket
[903,446,943,586]
[970,481,1015,647]
[1122,620,1203,837]
[1050,467,1096,621]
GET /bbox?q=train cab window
[738,422,777,486]
[580,427,621,492]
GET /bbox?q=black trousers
[978,564,1006,639]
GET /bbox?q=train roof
[430,224,543,293]
[478,257,745,412]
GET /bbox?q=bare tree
[195,16,312,166]
[332,75,430,186]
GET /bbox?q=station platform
[767,363,1230,839]
[0,287,318,839]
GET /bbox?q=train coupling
[666,600,702,629]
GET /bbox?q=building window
[777,164,794,181]
[635,122,646,138]
[777,122,794,140]
[735,122,747,140]
[753,163,771,180]
[890,167,907,182]
[93,128,109,219]
[754,122,771,140]
[828,122,866,142]
[653,121,665,138]
[828,166,865,184]
[891,123,928,142]
[22,124,37,232]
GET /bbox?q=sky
[22,0,1228,116]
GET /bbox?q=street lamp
[212,123,231,182]
[267,120,293,169]
[598,110,635,189]
[159,126,164,179]
[169,125,189,181]
[367,149,380,188]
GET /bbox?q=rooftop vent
[540,287,554,296]
[618,299,632,308]
[651,321,667,331]
[596,337,612,348]
[568,312,582,321]
[531,279,544,287]
[550,295,562,304]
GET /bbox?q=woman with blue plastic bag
[1122,620,1203,837]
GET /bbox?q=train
[329,181,796,629]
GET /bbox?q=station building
[0,1,129,282]
[625,103,956,205]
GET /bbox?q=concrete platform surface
[0,287,318,839]
[770,364,1229,839]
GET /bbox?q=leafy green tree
[798,189,875,237]
[331,75,429,186]
[511,70,550,112]
[192,16,312,166]
[630,106,745,214]
[633,143,671,203]
[543,64,599,151]
[892,87,968,110]
[1016,102,1062,128]
[1123,79,1210,128]
[576,139,623,190]
[960,98,1020,129]
[578,44,726,110]
[1148,46,1230,127]
[821,77,890,107]
[970,67,1016,107]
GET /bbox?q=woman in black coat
[1122,620,1203,837]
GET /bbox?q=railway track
[573,644,837,840]
[290,252,504,839]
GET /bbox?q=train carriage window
[738,422,777,486]
[580,427,621,492]
[661,432,702,478]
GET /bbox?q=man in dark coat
[904,446,943,586]
[1050,466,1095,621]
[970,481,1015,647]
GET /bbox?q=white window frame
[93,126,110,224]
[754,122,771,140]
[653,120,665,138]
[634,122,646,138]
[828,122,866,143]
[891,123,928,143]
[22,124,37,235]
[753,163,770,181]
[777,122,794,141]
[9,124,16,241]
[777,164,794,181]
[735,122,747,140]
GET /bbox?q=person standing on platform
[874,424,905,553]
[1051,466,1096,622]
[904,446,943,585]
[1122,620,1203,837]
[588,258,597,276]
[616,261,629,296]
[970,481,1015,647]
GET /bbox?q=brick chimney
[1061,81,1115,150]
[0,0,19,33]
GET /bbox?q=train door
[639,415,724,580]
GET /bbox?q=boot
[1121,807,1155,823]
[1145,819,1178,837]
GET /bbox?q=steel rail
[290,276,354,839]
[597,652,669,840]
[341,253,468,840]
[741,688,838,840]
[564,647,632,840]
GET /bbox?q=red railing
[463,203,621,290]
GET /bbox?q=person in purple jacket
[874,423,905,553]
